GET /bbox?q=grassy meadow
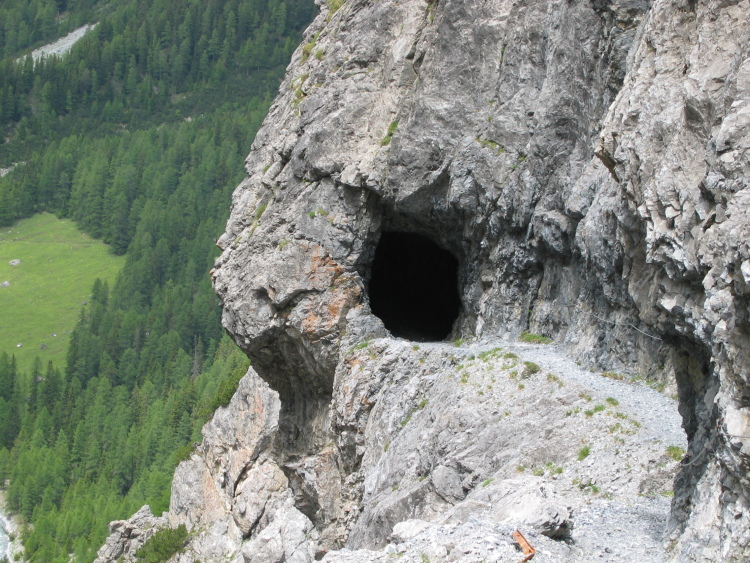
[0,213,124,374]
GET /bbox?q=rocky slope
[99,342,689,562]
[97,0,750,560]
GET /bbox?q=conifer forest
[0,1,316,560]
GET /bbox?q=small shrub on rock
[667,446,685,461]
[136,525,188,563]
[519,331,552,344]
[520,361,540,378]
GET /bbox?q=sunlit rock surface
[98,0,750,560]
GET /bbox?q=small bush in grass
[519,331,552,344]
[575,479,599,494]
[136,525,188,563]
[585,404,606,417]
[667,446,685,461]
[577,445,591,461]
[521,361,540,378]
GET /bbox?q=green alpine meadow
[0,213,124,374]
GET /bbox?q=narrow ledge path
[504,341,687,449]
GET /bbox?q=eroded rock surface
[98,0,750,560]
[94,506,167,563]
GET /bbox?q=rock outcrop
[98,0,750,560]
[94,506,167,562]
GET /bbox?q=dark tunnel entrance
[368,231,460,341]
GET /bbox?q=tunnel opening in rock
[368,231,460,341]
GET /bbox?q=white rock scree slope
[0,521,8,562]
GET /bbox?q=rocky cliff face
[97,0,750,560]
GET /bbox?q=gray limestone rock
[98,0,750,560]
[94,505,166,563]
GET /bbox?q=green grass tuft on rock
[519,331,553,344]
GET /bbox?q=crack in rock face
[91,0,750,560]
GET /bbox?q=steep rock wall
[588,0,750,557]
[98,0,750,560]
[209,0,750,559]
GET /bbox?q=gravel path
[566,497,674,562]
[319,338,688,562]
[447,338,687,562]
[505,342,687,448]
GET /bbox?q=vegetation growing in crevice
[300,31,321,61]
[380,120,399,146]
[326,0,345,21]
[426,0,439,23]
[475,136,506,155]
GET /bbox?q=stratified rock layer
[99,0,750,560]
